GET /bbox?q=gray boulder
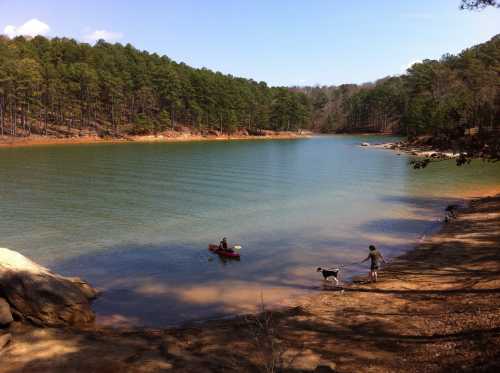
[0,247,97,327]
[0,298,13,326]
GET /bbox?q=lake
[1,135,499,326]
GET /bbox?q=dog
[317,267,341,286]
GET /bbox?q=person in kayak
[361,245,386,283]
[219,237,229,251]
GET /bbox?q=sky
[0,0,499,87]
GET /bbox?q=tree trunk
[0,96,4,136]
[67,114,71,135]
[12,101,17,136]
[43,104,48,135]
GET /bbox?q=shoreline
[360,138,460,159]
[2,192,499,372]
[0,131,312,148]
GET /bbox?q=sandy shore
[1,193,499,372]
[0,131,311,148]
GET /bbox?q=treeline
[1,33,498,147]
[0,35,311,137]
[297,34,500,139]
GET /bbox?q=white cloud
[83,29,123,43]
[3,18,50,38]
[401,59,422,73]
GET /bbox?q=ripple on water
[0,136,499,326]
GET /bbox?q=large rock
[0,298,13,326]
[0,247,97,327]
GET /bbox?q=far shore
[0,130,313,148]
[2,191,499,372]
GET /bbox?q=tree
[14,58,42,135]
[158,109,171,132]
[460,0,499,10]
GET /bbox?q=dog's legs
[324,278,335,289]
[333,277,339,286]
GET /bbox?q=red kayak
[208,244,241,258]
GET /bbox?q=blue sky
[1,0,499,86]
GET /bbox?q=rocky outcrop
[0,247,97,327]
[0,298,13,326]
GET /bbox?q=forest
[298,34,499,138]
[0,35,311,137]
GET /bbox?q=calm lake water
[1,135,499,326]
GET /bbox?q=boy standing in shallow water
[361,245,386,283]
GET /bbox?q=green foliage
[158,109,171,132]
[0,36,311,137]
[130,113,154,135]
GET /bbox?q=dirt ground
[1,195,499,372]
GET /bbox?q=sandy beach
[1,192,499,372]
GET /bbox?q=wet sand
[2,193,499,372]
